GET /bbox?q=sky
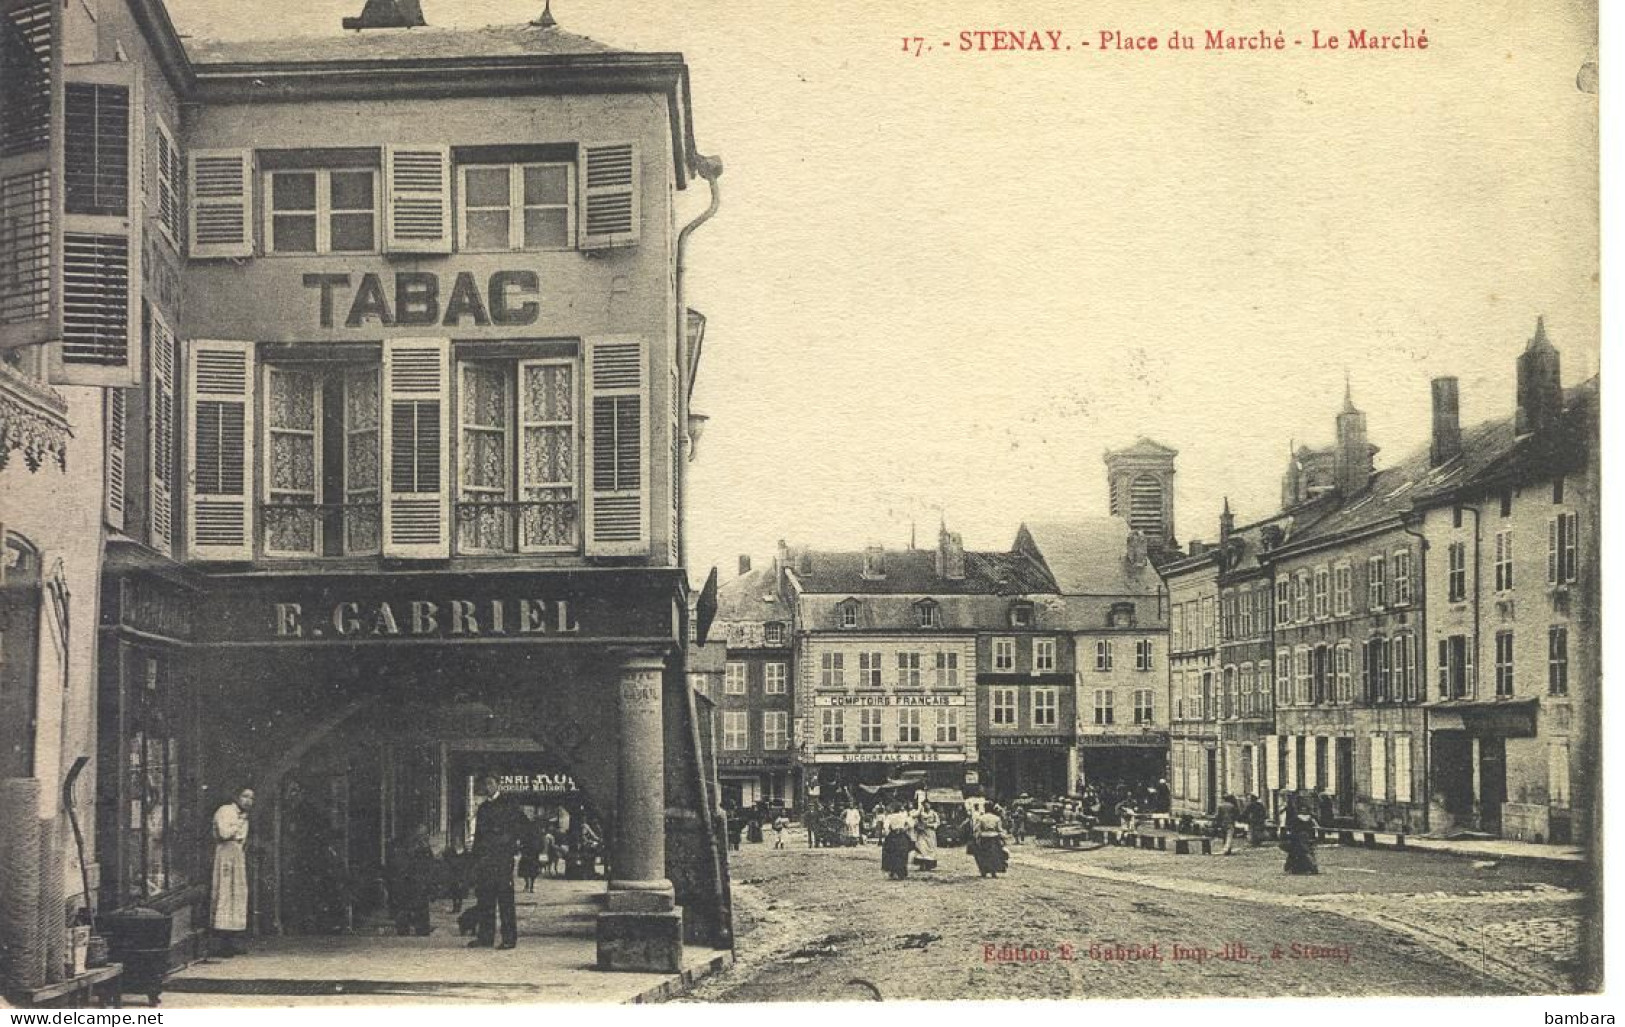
[162,0,1602,584]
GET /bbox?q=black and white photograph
[0,0,1607,1016]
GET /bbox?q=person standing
[1215,794,1238,856]
[210,787,254,957]
[771,813,788,849]
[841,804,862,847]
[880,803,914,880]
[1280,793,1320,875]
[468,774,525,949]
[970,803,1009,878]
[911,804,940,871]
[1243,794,1268,847]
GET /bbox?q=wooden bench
[1174,837,1213,855]
[18,964,124,1009]
[1052,825,1090,848]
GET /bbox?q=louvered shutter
[0,0,62,350]
[382,337,450,558]
[186,339,255,561]
[50,60,141,386]
[104,386,125,529]
[578,142,640,250]
[188,149,252,258]
[584,335,648,556]
[147,305,176,552]
[384,145,451,254]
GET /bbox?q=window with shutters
[259,359,382,557]
[104,386,126,528]
[1495,630,1514,698]
[1095,638,1113,671]
[0,0,58,352]
[1334,643,1352,703]
[578,142,639,250]
[585,337,646,555]
[1393,548,1413,605]
[64,82,128,217]
[1494,530,1514,592]
[1448,541,1467,602]
[1548,626,1568,696]
[1438,633,1472,700]
[1332,563,1352,615]
[1295,646,1311,705]
[458,162,574,251]
[1369,734,1389,802]
[151,117,181,249]
[189,150,252,258]
[1275,648,1290,706]
[1366,555,1386,609]
[188,341,255,559]
[145,304,175,550]
[455,358,578,554]
[1548,512,1578,584]
[1135,639,1153,671]
[1314,568,1330,619]
[1275,579,1290,625]
[265,169,376,254]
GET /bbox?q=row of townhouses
[705,322,1596,847]
[1,0,725,998]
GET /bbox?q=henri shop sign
[304,270,540,328]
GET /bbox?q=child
[771,814,788,849]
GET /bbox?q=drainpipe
[1463,502,1483,829]
[1401,514,1430,833]
[675,154,723,570]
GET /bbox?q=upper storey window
[266,168,378,254]
[458,163,574,252]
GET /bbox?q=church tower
[1104,438,1178,551]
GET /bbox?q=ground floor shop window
[119,651,190,901]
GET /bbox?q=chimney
[1334,378,1374,497]
[1187,539,1206,557]
[1430,377,1462,467]
[862,546,886,580]
[1515,316,1562,436]
[737,554,752,578]
[342,0,425,29]
[936,529,966,580]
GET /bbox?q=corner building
[88,1,725,974]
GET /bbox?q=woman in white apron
[211,788,255,956]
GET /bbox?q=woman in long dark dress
[1280,794,1320,875]
[880,803,914,879]
[970,805,1010,878]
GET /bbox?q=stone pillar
[598,653,684,972]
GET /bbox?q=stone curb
[628,949,735,1004]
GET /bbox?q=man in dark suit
[468,773,525,949]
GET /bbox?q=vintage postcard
[0,0,1604,1018]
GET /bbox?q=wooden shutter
[384,145,451,254]
[584,335,648,556]
[186,339,255,561]
[147,305,176,552]
[104,386,125,529]
[0,0,62,351]
[188,149,252,258]
[382,337,450,558]
[50,60,141,386]
[578,141,639,250]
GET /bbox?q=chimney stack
[1515,316,1562,436]
[738,554,752,577]
[1430,377,1462,467]
[936,528,966,580]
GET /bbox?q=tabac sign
[195,570,682,645]
[304,270,539,328]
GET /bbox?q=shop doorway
[1335,737,1355,818]
[1479,737,1507,835]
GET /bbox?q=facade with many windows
[712,558,797,811]
[1413,323,1598,843]
[1162,546,1220,814]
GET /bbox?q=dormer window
[764,621,785,646]
[915,599,941,629]
[838,600,859,629]
[1009,601,1034,628]
[1108,602,1136,628]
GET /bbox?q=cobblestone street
[684,836,1595,1002]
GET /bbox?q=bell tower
[1104,438,1178,551]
